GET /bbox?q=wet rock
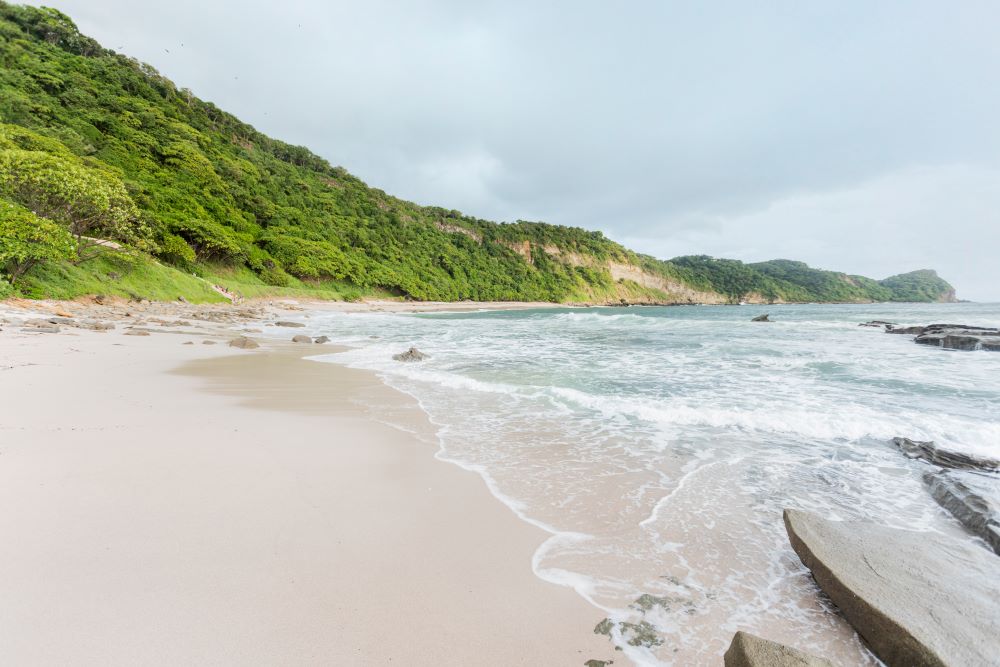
[274,320,306,328]
[392,347,429,362]
[860,320,895,329]
[202,340,216,345]
[228,336,259,349]
[314,335,330,344]
[784,509,1000,667]
[723,631,833,667]
[291,334,312,343]
[886,325,926,335]
[910,324,1000,351]
[751,314,770,322]
[183,341,194,345]
[923,470,1000,556]
[893,437,1000,472]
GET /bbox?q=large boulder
[751,314,771,322]
[392,347,429,362]
[291,334,312,343]
[723,631,833,667]
[783,509,1000,667]
[893,437,1000,472]
[923,470,1000,556]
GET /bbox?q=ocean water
[302,302,1000,666]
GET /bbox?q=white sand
[0,319,612,665]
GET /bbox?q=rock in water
[274,320,306,328]
[751,314,771,322]
[723,631,833,667]
[893,437,1000,472]
[923,471,1000,556]
[314,335,330,344]
[392,347,428,362]
[228,336,259,349]
[783,509,1000,667]
[291,334,312,343]
[912,324,1000,351]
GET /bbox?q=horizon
[20,0,1000,301]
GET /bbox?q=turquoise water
[306,303,1000,666]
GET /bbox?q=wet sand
[0,321,612,665]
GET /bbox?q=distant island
[0,4,958,305]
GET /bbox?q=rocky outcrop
[228,336,259,349]
[860,320,894,329]
[751,314,771,322]
[784,509,1000,667]
[882,323,1000,350]
[392,347,428,362]
[723,631,833,667]
[893,437,1000,472]
[923,471,1000,556]
[886,325,925,335]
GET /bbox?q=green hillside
[0,3,957,304]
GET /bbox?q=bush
[0,199,76,284]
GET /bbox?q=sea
[300,302,1000,666]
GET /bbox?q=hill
[0,3,957,304]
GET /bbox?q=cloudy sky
[28,1,1000,300]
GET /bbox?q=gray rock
[923,470,1000,556]
[784,509,1000,667]
[291,334,312,343]
[183,341,194,345]
[893,437,1000,472]
[887,325,926,335]
[393,347,429,362]
[123,330,149,336]
[228,336,259,349]
[912,324,1000,351]
[723,631,833,667]
[22,325,60,334]
[751,314,771,322]
[860,320,895,329]
[202,340,217,345]
[274,320,306,328]
[314,335,330,344]
[78,320,115,331]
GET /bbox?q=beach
[0,301,612,666]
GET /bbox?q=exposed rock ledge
[784,509,1000,667]
[892,437,1000,472]
[880,323,1000,351]
[923,470,1000,556]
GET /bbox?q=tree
[0,149,148,260]
[0,199,76,284]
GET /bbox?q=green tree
[0,198,76,284]
[0,148,148,259]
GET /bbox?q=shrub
[0,199,76,284]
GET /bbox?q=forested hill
[0,4,958,304]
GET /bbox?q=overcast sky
[27,1,1000,300]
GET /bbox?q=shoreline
[0,302,613,665]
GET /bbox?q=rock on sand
[723,631,833,667]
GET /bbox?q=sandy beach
[0,301,612,666]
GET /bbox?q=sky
[26,0,1000,300]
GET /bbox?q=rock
[911,324,1000,351]
[923,470,1000,556]
[23,325,60,334]
[78,320,114,331]
[177,296,189,304]
[123,330,150,336]
[291,334,312,343]
[393,347,429,362]
[893,437,1000,472]
[860,320,895,329]
[751,314,770,322]
[228,336,259,349]
[183,341,194,345]
[887,325,926,335]
[274,320,306,328]
[723,631,833,667]
[783,509,1000,667]
[314,335,330,344]
[202,340,216,345]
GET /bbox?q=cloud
[26,0,1000,299]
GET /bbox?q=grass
[196,263,395,302]
[13,250,227,303]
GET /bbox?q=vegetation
[0,3,957,304]
[879,269,956,303]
